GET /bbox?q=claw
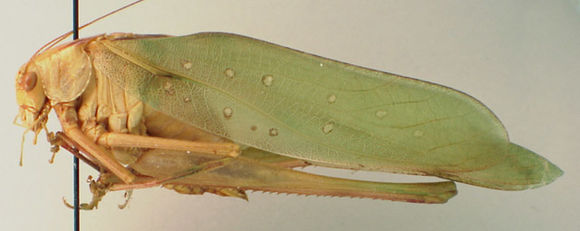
[118,190,133,209]
[69,176,112,210]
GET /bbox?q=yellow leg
[49,131,100,170]
[97,133,240,157]
[108,157,233,191]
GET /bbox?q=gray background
[1,0,578,230]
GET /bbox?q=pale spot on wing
[375,110,387,119]
[223,107,233,119]
[327,94,337,104]
[182,60,192,70]
[224,68,235,78]
[322,121,335,134]
[413,130,424,137]
[269,128,279,137]
[261,74,273,87]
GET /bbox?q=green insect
[14,5,562,208]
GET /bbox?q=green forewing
[95,33,562,190]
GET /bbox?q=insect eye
[18,72,38,92]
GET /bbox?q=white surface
[1,0,578,230]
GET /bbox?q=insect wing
[97,33,562,190]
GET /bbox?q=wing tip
[444,142,563,191]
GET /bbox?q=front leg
[48,131,100,170]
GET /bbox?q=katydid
[14,5,562,208]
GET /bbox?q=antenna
[33,0,144,58]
